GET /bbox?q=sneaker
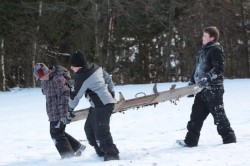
[104,154,119,161]
[176,140,197,147]
[75,144,86,157]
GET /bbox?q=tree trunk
[240,0,249,77]
[1,38,6,91]
[32,1,43,87]
[94,1,101,65]
[164,0,175,82]
[106,0,116,70]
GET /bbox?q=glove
[187,94,195,98]
[198,76,210,88]
[67,79,75,92]
[67,107,75,118]
[187,81,195,86]
[110,91,115,98]
[61,116,71,125]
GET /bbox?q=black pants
[184,86,236,146]
[84,103,119,155]
[50,121,81,158]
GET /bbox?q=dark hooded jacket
[190,41,225,86]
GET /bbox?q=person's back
[33,63,86,159]
[41,66,69,121]
[69,63,115,108]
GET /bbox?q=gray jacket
[69,63,116,109]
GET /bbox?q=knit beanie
[33,63,49,80]
[70,51,88,67]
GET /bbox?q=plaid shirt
[41,67,70,121]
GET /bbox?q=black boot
[104,153,119,161]
[184,131,200,147]
[94,146,104,157]
[176,140,197,147]
[222,132,237,144]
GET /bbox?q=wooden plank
[70,84,201,122]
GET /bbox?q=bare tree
[32,1,43,87]
[240,0,249,77]
[1,38,6,91]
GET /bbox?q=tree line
[0,0,249,91]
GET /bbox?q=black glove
[187,94,195,98]
[61,116,71,125]
[67,107,75,118]
[110,91,115,98]
[198,76,210,88]
[187,81,195,86]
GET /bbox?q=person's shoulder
[207,43,223,55]
[210,42,223,51]
[50,66,65,80]
[92,63,101,69]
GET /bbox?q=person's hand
[68,79,75,92]
[61,117,71,125]
[110,91,115,98]
[187,81,195,86]
[67,107,75,118]
[198,76,210,88]
[187,94,194,98]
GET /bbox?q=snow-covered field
[0,79,249,166]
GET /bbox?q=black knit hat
[70,51,88,67]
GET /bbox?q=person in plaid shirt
[33,63,86,159]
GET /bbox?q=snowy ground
[0,79,250,166]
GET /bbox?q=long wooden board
[71,84,201,122]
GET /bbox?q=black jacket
[190,41,225,86]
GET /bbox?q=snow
[0,79,250,166]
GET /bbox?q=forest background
[0,0,249,91]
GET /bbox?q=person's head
[33,63,50,81]
[202,26,219,45]
[69,50,89,73]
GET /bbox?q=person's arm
[207,47,225,80]
[41,82,46,95]
[198,47,225,87]
[103,69,115,97]
[68,76,87,110]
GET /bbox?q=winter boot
[184,131,199,147]
[94,146,104,157]
[176,140,197,147]
[61,153,75,159]
[104,153,119,161]
[222,132,237,144]
[75,144,86,157]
